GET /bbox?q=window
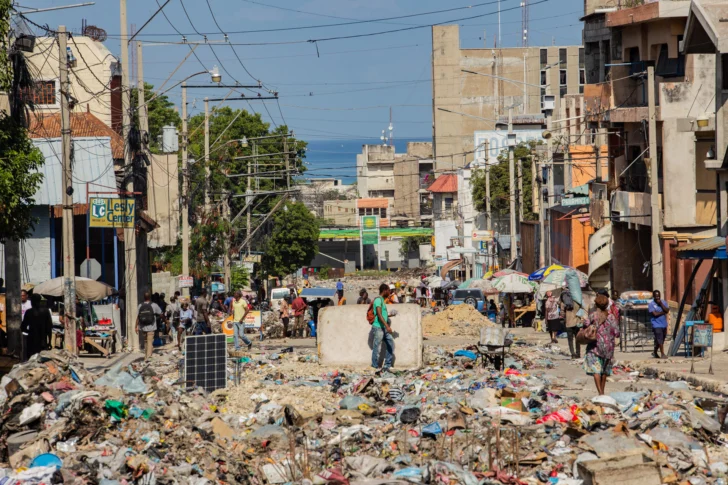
[655,43,685,77]
[540,70,547,86]
[540,48,548,67]
[444,197,453,210]
[22,79,57,105]
[381,208,387,218]
[579,47,585,68]
[560,86,568,97]
[560,70,567,85]
[579,69,585,85]
[559,48,567,68]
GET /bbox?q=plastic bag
[536,405,580,424]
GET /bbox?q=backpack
[138,302,156,327]
[366,297,381,325]
[561,291,574,312]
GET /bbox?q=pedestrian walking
[337,293,347,306]
[165,296,181,345]
[648,290,669,359]
[291,294,308,338]
[279,295,291,337]
[583,293,620,395]
[561,287,582,359]
[545,291,562,343]
[136,292,163,361]
[20,290,31,320]
[370,283,395,373]
[21,293,52,360]
[232,291,253,351]
[336,279,344,301]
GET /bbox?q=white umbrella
[33,277,115,301]
[491,274,537,294]
[427,276,443,288]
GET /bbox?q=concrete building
[584,0,716,303]
[322,199,358,227]
[427,174,458,221]
[298,178,357,218]
[356,142,435,226]
[7,36,122,131]
[432,25,583,168]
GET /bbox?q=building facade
[432,25,583,169]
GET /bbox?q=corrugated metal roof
[676,236,725,252]
[32,137,118,206]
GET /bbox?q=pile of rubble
[422,303,495,337]
[3,342,728,485]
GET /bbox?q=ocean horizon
[302,137,431,185]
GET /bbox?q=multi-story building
[356,142,435,226]
[584,0,716,303]
[432,25,584,169]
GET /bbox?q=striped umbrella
[528,264,566,281]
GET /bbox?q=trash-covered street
[4,324,728,485]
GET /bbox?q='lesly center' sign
[90,198,136,228]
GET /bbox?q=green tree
[399,235,431,260]
[230,264,249,290]
[130,82,181,153]
[0,115,45,243]
[261,201,320,277]
[471,141,538,221]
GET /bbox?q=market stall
[32,277,117,356]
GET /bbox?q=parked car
[450,289,487,313]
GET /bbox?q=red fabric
[76,329,83,350]
[291,297,307,316]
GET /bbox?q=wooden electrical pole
[181,83,189,296]
[508,107,517,262]
[204,97,211,212]
[120,0,138,351]
[647,66,664,294]
[518,157,524,227]
[59,26,77,354]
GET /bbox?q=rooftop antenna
[521,0,529,47]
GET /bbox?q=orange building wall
[551,215,594,274]
[569,145,607,186]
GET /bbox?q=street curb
[625,360,726,394]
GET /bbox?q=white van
[270,288,291,313]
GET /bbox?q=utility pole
[223,197,231,290]
[120,0,138,351]
[59,25,77,354]
[508,107,517,263]
[545,112,554,266]
[246,143,253,256]
[518,158,524,227]
[284,135,290,192]
[647,66,664,294]
[486,165,492,231]
[204,97,210,212]
[136,42,148,135]
[181,83,189,297]
[536,156,546,267]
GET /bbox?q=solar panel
[184,334,227,392]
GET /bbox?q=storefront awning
[676,236,727,260]
[441,259,462,275]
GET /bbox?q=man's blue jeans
[370,326,394,369]
[234,321,252,350]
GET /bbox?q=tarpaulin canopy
[33,277,115,301]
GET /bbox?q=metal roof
[676,237,725,252]
[31,137,118,206]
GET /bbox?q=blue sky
[17,0,583,141]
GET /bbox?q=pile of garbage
[422,303,495,337]
[3,343,728,485]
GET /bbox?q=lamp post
[180,69,222,296]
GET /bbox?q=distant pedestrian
[136,292,163,361]
[357,289,371,305]
[178,301,194,348]
[583,293,620,395]
[336,279,344,300]
[561,287,582,359]
[232,291,252,351]
[370,283,395,372]
[648,290,669,359]
[21,293,52,360]
[194,289,211,335]
[279,295,291,337]
[386,284,399,304]
[224,292,234,313]
[291,293,308,338]
[158,293,168,314]
[337,293,347,306]
[20,290,31,319]
[545,291,561,343]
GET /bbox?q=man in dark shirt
[357,289,371,305]
[21,294,52,360]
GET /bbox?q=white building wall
[0,206,52,285]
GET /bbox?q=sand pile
[422,304,495,337]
